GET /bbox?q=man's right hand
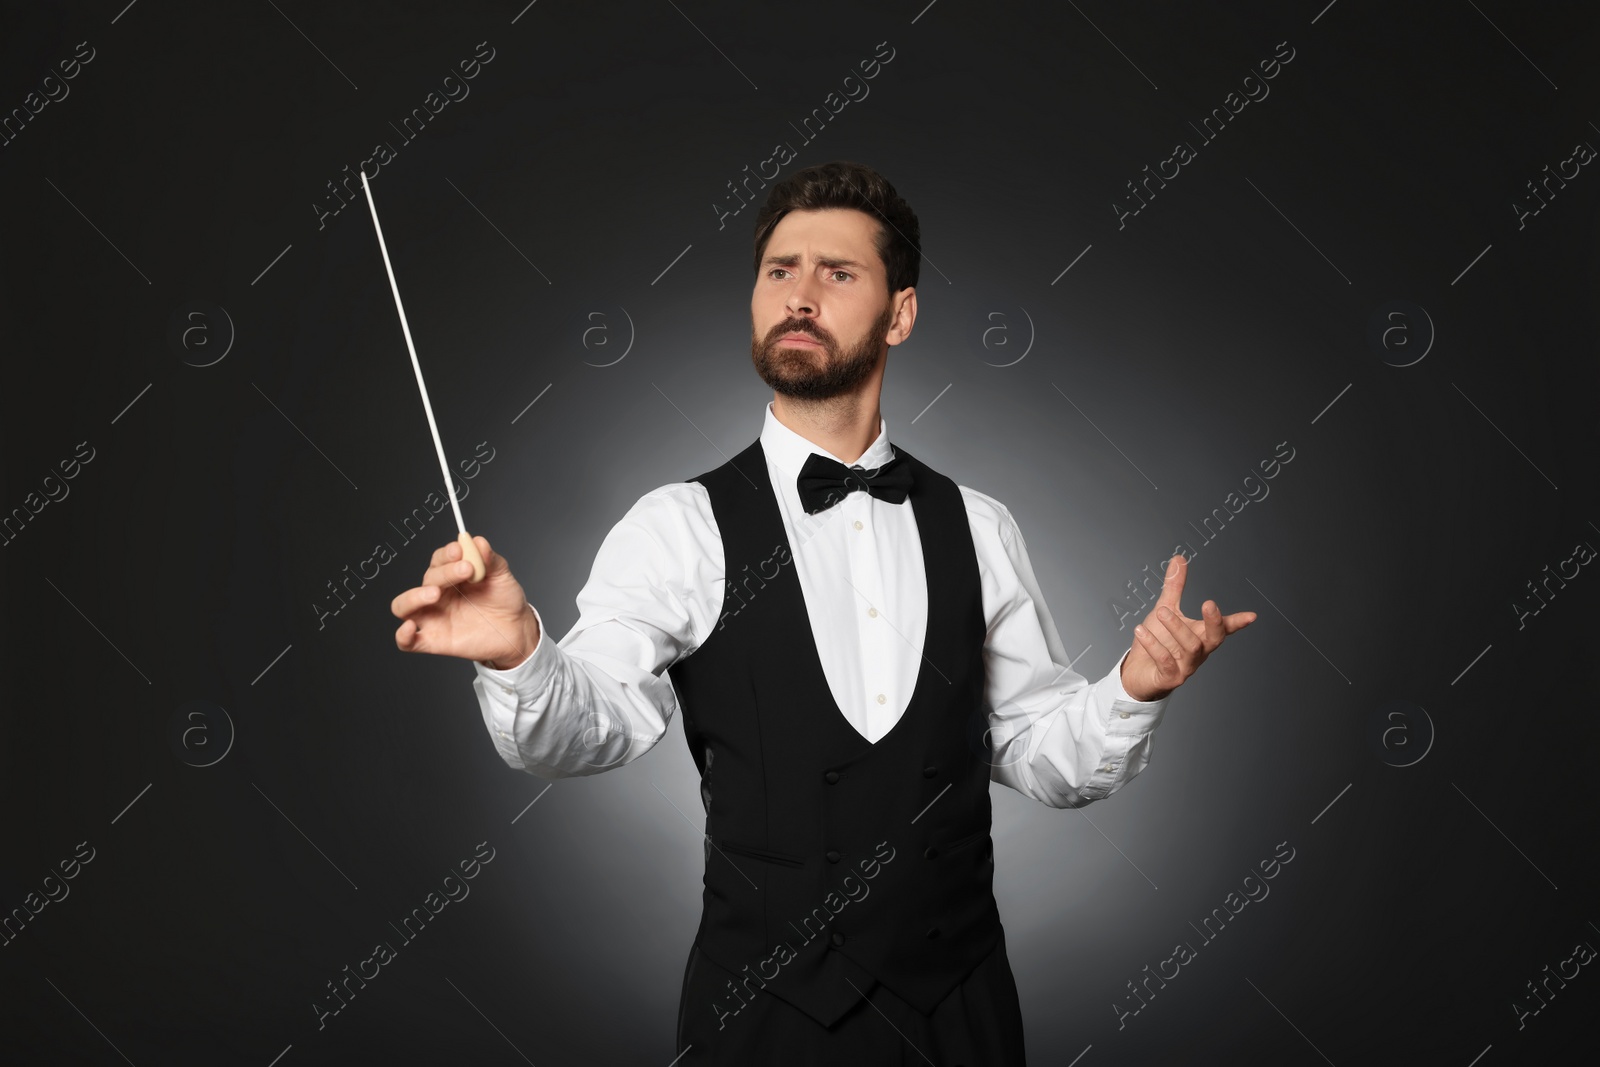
[390,535,541,669]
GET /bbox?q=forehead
[765,207,882,264]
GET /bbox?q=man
[390,160,1256,1064]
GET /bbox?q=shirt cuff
[1100,647,1169,736]
[472,602,556,705]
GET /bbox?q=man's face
[750,207,908,401]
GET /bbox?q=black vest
[670,437,1003,1029]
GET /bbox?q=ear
[886,287,917,347]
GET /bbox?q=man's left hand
[1120,554,1256,702]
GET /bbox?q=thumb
[471,534,515,580]
[473,535,498,572]
[471,535,525,605]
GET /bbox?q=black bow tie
[795,450,914,515]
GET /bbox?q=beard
[750,303,893,401]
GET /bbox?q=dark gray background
[3,0,1597,1063]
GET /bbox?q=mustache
[766,320,833,346]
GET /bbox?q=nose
[785,273,821,317]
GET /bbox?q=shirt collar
[760,400,896,479]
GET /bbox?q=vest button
[923,845,937,859]
[922,765,938,778]
[926,925,941,939]
[824,770,840,784]
[826,850,841,863]
[830,932,845,947]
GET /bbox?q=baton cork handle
[459,531,486,583]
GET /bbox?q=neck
[771,390,881,465]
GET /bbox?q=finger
[1221,610,1258,633]
[1150,611,1199,669]
[1155,605,1202,655]
[395,617,423,653]
[1133,623,1177,673]
[1141,611,1185,663]
[1202,600,1226,649]
[422,559,478,587]
[391,584,442,619]
[1155,554,1188,612]
[429,540,463,568]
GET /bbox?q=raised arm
[964,489,1169,809]
[391,484,723,778]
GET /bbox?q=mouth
[777,334,824,347]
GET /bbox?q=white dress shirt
[471,402,1169,808]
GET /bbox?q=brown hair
[752,160,920,295]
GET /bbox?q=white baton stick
[359,170,486,581]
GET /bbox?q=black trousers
[674,929,1027,1066]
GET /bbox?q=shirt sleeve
[469,482,723,778]
[963,488,1170,808]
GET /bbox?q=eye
[768,268,791,280]
[830,270,852,282]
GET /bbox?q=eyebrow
[761,253,869,271]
